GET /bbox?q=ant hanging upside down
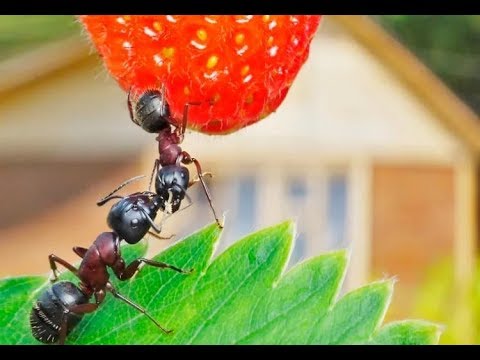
[30,180,193,345]
[127,86,224,228]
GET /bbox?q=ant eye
[131,218,139,228]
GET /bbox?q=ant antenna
[97,175,146,206]
[138,207,163,233]
[181,193,194,212]
[158,210,171,229]
[96,195,124,207]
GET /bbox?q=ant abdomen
[134,90,171,133]
[30,281,88,344]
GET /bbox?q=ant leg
[69,303,99,313]
[127,86,140,127]
[180,152,223,228]
[180,103,190,138]
[73,247,88,259]
[60,303,100,345]
[116,257,192,281]
[189,172,213,187]
[174,101,202,141]
[97,175,146,206]
[67,303,99,315]
[48,255,78,283]
[148,159,160,192]
[57,315,68,345]
[57,290,105,345]
[133,257,192,275]
[148,231,175,241]
[105,282,173,334]
[137,258,193,274]
[94,289,106,305]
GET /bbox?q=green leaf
[0,16,80,60]
[369,320,443,345]
[0,221,441,344]
[310,281,394,344]
[0,276,46,344]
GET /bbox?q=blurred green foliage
[376,15,480,114]
[0,15,78,60]
[412,257,480,344]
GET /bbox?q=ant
[127,86,223,228]
[30,180,192,345]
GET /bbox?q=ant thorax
[157,127,183,166]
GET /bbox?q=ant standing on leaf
[30,85,224,345]
[30,180,193,345]
[127,85,224,228]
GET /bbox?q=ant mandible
[127,86,224,228]
[30,181,192,345]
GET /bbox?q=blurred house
[0,16,478,323]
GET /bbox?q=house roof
[0,16,478,154]
[332,16,480,155]
[0,36,91,95]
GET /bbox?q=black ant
[30,181,192,345]
[127,86,223,228]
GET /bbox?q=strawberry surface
[80,15,321,134]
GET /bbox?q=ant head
[107,194,161,244]
[155,165,190,214]
[130,89,171,133]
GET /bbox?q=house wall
[371,163,457,320]
[0,56,150,162]
[372,164,455,282]
[0,160,130,230]
[0,162,143,277]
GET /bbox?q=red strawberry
[79,15,321,134]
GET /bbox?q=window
[182,167,350,264]
[189,173,257,251]
[326,174,349,249]
[230,175,256,243]
[288,177,308,263]
[291,233,307,265]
